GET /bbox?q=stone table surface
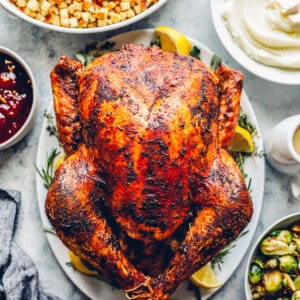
[1,0,300,299]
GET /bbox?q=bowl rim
[244,212,300,299]
[0,46,38,150]
[0,0,168,34]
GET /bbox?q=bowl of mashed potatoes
[211,0,300,85]
[0,0,168,34]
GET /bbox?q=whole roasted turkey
[46,43,252,299]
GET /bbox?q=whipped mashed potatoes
[222,0,300,69]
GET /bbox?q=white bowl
[0,0,168,34]
[245,212,300,299]
[211,0,300,85]
[0,46,38,150]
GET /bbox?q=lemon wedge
[55,154,65,170]
[189,262,222,289]
[154,26,192,55]
[229,125,254,153]
[68,250,98,276]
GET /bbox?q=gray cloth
[0,189,61,300]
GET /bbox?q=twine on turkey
[125,277,153,299]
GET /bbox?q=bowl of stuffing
[0,0,168,34]
[245,212,300,300]
[0,46,38,150]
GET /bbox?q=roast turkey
[46,43,252,299]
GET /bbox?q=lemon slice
[68,250,98,276]
[155,26,192,55]
[229,125,254,153]
[189,262,222,289]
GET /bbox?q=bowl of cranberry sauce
[0,47,37,150]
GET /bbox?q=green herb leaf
[42,225,57,236]
[43,110,58,138]
[189,46,201,60]
[74,53,87,65]
[75,40,115,67]
[212,230,248,271]
[35,148,60,190]
[210,53,222,71]
[238,110,257,135]
[150,36,161,47]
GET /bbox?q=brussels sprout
[249,263,263,284]
[270,229,281,237]
[265,258,278,269]
[263,269,283,294]
[276,230,293,245]
[293,237,300,252]
[260,237,290,256]
[253,256,265,269]
[279,255,298,273]
[283,272,296,291]
[294,276,300,290]
[251,285,265,299]
[292,290,300,300]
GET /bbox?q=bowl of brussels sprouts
[245,212,300,300]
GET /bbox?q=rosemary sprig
[35,148,60,190]
[212,230,248,271]
[230,151,248,179]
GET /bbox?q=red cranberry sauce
[0,53,33,144]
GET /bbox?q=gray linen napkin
[0,189,61,300]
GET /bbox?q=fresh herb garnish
[187,282,201,300]
[230,151,247,179]
[210,53,222,71]
[150,35,161,47]
[189,46,201,60]
[238,110,257,136]
[230,109,259,180]
[212,230,248,271]
[35,148,60,189]
[44,110,58,138]
[42,225,57,236]
[75,40,115,67]
[212,112,257,269]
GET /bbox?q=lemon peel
[189,262,222,289]
[229,125,254,153]
[68,250,98,276]
[155,25,192,55]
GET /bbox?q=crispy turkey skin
[46,44,252,299]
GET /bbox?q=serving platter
[0,0,168,34]
[210,0,300,85]
[36,29,265,300]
